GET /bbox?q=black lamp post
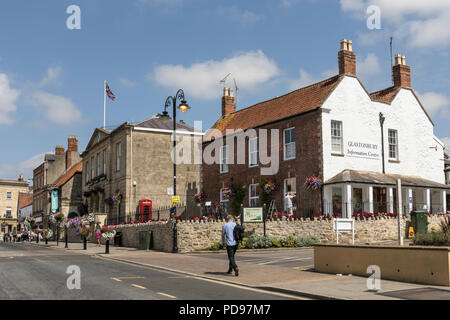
[65,225,68,248]
[160,89,190,253]
[379,112,386,174]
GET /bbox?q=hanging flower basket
[304,175,323,190]
[193,192,207,204]
[43,229,53,239]
[101,225,116,241]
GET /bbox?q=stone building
[32,136,81,227]
[202,39,449,218]
[81,116,202,224]
[0,176,30,235]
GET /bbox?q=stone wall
[88,214,450,252]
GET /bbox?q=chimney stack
[392,54,411,88]
[338,39,356,76]
[55,146,65,155]
[67,136,78,152]
[222,88,236,117]
[66,136,78,170]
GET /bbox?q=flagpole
[103,79,106,129]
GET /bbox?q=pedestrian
[222,215,239,276]
[95,223,102,247]
[285,192,295,215]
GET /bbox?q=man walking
[222,215,239,276]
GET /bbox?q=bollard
[83,236,87,250]
[105,240,110,254]
[45,237,48,245]
[36,233,39,244]
[65,227,68,249]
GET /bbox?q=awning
[325,169,450,189]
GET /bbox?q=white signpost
[333,218,355,245]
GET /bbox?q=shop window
[284,128,296,160]
[249,184,259,207]
[331,120,343,154]
[388,129,398,160]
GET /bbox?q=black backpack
[233,223,245,243]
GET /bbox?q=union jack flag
[105,82,116,101]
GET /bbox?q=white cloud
[218,6,264,23]
[357,53,381,79]
[40,66,62,87]
[418,92,450,118]
[340,0,450,47]
[119,77,137,88]
[32,91,83,125]
[0,152,47,181]
[0,73,20,125]
[148,50,281,100]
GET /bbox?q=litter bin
[138,230,152,250]
[114,231,122,247]
[411,211,429,234]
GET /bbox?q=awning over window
[325,169,450,189]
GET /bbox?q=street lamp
[161,89,190,253]
[379,112,386,174]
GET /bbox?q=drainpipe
[379,112,386,174]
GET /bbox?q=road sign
[167,187,174,195]
[171,195,180,203]
[333,218,355,244]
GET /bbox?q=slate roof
[325,169,450,189]
[135,115,195,132]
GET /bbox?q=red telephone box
[139,199,152,222]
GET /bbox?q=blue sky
[0,0,449,180]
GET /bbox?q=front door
[373,187,387,213]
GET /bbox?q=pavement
[0,242,301,300]
[18,240,450,300]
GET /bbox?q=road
[0,242,301,300]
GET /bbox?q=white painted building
[321,40,448,217]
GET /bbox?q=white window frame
[220,145,228,174]
[388,129,399,160]
[6,206,12,217]
[249,184,259,207]
[249,137,259,168]
[283,127,296,160]
[116,142,122,172]
[331,120,343,154]
[6,192,11,199]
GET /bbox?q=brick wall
[202,110,323,218]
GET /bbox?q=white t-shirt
[285,194,293,208]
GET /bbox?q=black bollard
[36,233,39,243]
[105,240,110,254]
[45,237,48,245]
[83,236,87,250]
[65,227,68,249]
[56,226,59,246]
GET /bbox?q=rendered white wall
[321,76,445,184]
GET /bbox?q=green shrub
[414,232,450,246]
[295,235,319,247]
[271,237,282,248]
[281,235,296,247]
[207,241,223,251]
[238,238,247,249]
[245,234,272,249]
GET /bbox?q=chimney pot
[338,39,356,76]
[55,146,65,155]
[393,54,411,88]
